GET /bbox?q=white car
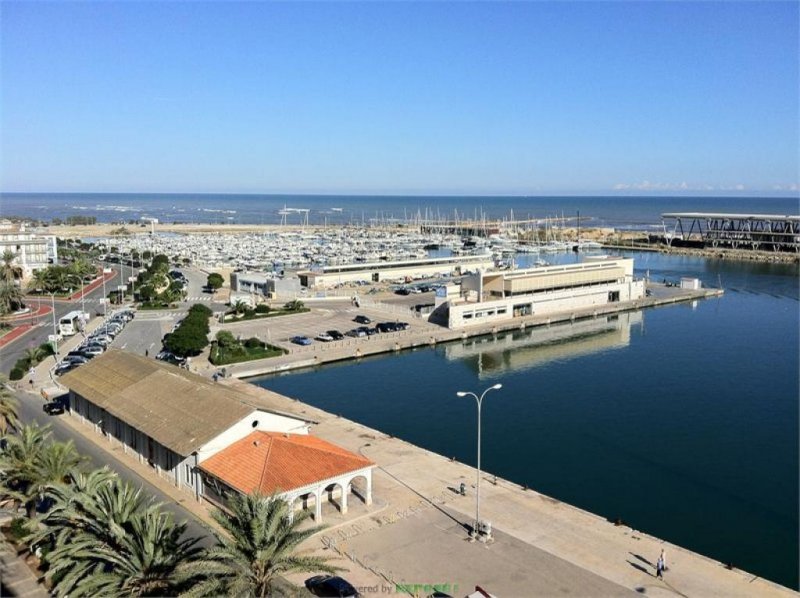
[315,332,334,342]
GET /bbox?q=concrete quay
[199,282,723,380]
[225,379,797,597]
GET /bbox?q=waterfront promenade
[17,285,799,596]
[227,379,797,597]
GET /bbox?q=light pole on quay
[456,382,502,541]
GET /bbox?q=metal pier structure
[661,212,800,252]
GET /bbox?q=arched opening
[323,482,347,515]
[349,474,371,506]
[291,492,318,521]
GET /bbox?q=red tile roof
[199,431,374,495]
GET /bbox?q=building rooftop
[199,431,374,495]
[60,349,290,456]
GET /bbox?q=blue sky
[1,1,798,195]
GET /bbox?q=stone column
[314,489,323,522]
[340,482,348,514]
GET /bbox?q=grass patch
[209,337,288,366]
[138,302,179,310]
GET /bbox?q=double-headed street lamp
[456,382,502,541]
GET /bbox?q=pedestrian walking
[145,348,149,357]
[656,554,665,579]
[660,548,668,572]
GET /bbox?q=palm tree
[0,423,49,511]
[1,250,21,283]
[23,346,46,368]
[34,472,202,597]
[0,375,19,435]
[183,493,341,598]
[28,268,49,294]
[0,279,24,315]
[231,299,249,316]
[22,440,83,517]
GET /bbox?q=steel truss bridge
[661,212,800,252]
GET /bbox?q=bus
[58,310,88,337]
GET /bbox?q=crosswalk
[185,296,213,302]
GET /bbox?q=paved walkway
[0,544,48,597]
[228,380,798,597]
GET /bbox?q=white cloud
[772,183,799,192]
[613,180,716,192]
[613,181,754,192]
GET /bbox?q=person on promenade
[656,554,665,579]
[660,548,668,572]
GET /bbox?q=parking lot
[211,298,442,354]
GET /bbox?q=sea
[1,192,798,231]
[2,193,798,589]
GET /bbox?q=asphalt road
[1,267,127,375]
[13,387,216,547]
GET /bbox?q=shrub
[216,330,237,348]
[255,304,270,314]
[9,366,25,381]
[244,337,263,349]
[38,342,55,356]
[207,273,224,290]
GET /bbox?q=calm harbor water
[254,251,799,590]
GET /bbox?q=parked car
[326,330,344,341]
[54,362,79,376]
[155,350,186,366]
[305,575,359,597]
[315,332,334,342]
[88,335,113,346]
[62,355,89,365]
[376,322,397,333]
[290,336,312,346]
[345,328,366,338]
[79,344,105,357]
[353,315,371,324]
[357,326,376,336]
[395,288,411,296]
[42,401,66,416]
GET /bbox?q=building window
[513,303,532,317]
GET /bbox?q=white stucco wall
[196,410,309,463]
[448,279,645,328]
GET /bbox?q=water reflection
[446,311,643,378]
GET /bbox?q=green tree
[0,280,24,315]
[0,375,19,435]
[22,440,83,517]
[151,254,170,271]
[283,299,305,312]
[231,299,248,316]
[206,273,224,290]
[184,493,340,598]
[23,346,47,368]
[1,250,21,283]
[33,471,202,597]
[215,330,237,348]
[0,423,48,512]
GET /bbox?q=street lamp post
[456,383,502,541]
[102,271,108,317]
[50,292,59,360]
